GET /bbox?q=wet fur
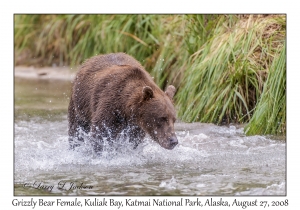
[68,53,177,152]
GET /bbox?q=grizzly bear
[68,53,178,152]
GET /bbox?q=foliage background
[14,14,286,136]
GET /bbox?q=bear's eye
[160,117,168,122]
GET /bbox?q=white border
[3,0,299,209]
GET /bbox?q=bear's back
[72,53,155,124]
[81,53,144,74]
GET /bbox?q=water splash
[14,119,286,195]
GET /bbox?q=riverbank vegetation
[14,14,286,136]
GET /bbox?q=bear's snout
[166,136,178,150]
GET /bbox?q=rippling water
[14,78,286,196]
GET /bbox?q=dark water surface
[14,78,286,196]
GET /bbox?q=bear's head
[138,85,178,150]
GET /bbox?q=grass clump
[245,41,286,135]
[176,15,286,126]
[15,15,160,67]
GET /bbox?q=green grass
[14,15,188,87]
[244,41,286,135]
[176,15,286,126]
[14,14,286,136]
[15,15,160,66]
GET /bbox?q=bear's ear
[142,86,154,101]
[165,85,176,99]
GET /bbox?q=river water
[14,77,286,196]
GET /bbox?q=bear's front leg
[127,125,146,149]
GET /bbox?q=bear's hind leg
[68,96,90,150]
[89,124,106,154]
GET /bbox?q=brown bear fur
[68,53,178,152]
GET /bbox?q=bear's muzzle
[166,136,178,150]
